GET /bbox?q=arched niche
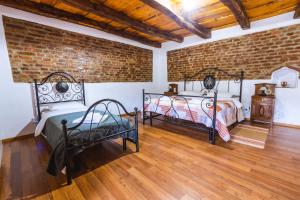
[271,67,299,88]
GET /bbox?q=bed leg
[62,120,72,185]
[134,107,140,152]
[66,164,72,185]
[123,138,127,151]
[149,111,153,126]
[211,92,217,145]
[209,128,212,142]
[142,112,146,125]
[211,129,216,145]
[136,140,140,152]
[142,89,145,125]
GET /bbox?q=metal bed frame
[34,72,139,184]
[142,68,244,144]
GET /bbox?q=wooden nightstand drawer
[164,91,178,96]
[251,95,275,125]
[252,96,274,104]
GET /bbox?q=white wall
[159,11,300,126]
[163,12,300,51]
[0,7,300,141]
[0,141,2,166]
[0,14,36,140]
[0,6,161,140]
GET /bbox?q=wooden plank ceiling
[0,0,299,47]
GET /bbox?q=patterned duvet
[144,96,244,142]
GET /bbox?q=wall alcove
[271,67,299,88]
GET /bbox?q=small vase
[281,81,288,88]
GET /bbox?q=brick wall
[3,16,153,83]
[167,24,300,81]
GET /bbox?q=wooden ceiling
[0,0,299,48]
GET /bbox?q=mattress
[37,109,135,176]
[144,96,244,142]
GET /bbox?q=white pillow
[50,102,86,111]
[179,90,202,96]
[218,92,233,99]
[205,91,233,98]
[40,105,51,112]
[205,90,215,97]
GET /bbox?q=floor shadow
[147,119,237,150]
[149,118,217,141]
[72,140,132,178]
[3,136,132,200]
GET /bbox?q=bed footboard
[61,99,139,185]
[142,89,217,145]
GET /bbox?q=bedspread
[36,110,135,176]
[144,96,244,142]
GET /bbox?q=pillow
[218,92,233,99]
[40,105,51,112]
[49,102,86,111]
[179,90,202,96]
[205,91,233,98]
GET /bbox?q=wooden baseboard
[245,118,300,129]
[2,133,34,143]
[273,122,300,129]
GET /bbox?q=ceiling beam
[220,0,250,29]
[0,0,161,48]
[62,0,183,43]
[140,0,211,39]
[295,1,300,19]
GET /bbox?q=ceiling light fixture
[182,0,198,12]
[158,0,172,10]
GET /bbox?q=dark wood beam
[62,0,183,43]
[295,1,300,19]
[0,0,161,48]
[140,0,211,39]
[220,0,250,29]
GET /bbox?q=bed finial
[239,70,244,102]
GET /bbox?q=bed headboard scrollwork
[183,68,244,102]
[34,71,86,121]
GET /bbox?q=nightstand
[250,83,276,126]
[165,83,178,96]
[164,91,178,96]
[251,96,275,125]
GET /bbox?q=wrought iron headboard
[183,68,244,102]
[34,71,86,121]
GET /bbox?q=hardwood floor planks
[1,122,300,199]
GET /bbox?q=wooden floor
[1,122,300,200]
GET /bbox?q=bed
[143,68,245,144]
[34,72,139,184]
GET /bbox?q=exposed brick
[167,24,300,81]
[3,16,153,83]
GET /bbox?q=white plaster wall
[0,141,2,166]
[0,14,35,140]
[0,6,161,140]
[163,12,300,51]
[162,80,300,126]
[158,11,300,126]
[0,6,300,141]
